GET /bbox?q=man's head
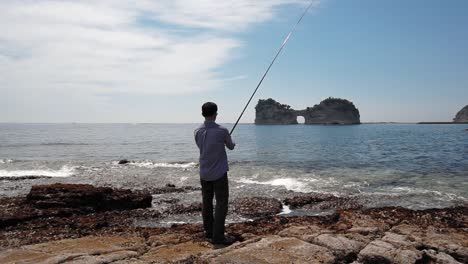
[202,102,218,120]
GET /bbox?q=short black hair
[202,102,217,117]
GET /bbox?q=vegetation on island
[256,98,293,111]
[306,97,359,114]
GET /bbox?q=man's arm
[224,130,235,150]
[194,128,201,149]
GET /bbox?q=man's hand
[225,139,235,150]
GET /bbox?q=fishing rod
[229,1,315,135]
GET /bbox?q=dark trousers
[200,173,229,242]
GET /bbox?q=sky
[1,0,467,123]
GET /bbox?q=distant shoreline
[417,122,468,124]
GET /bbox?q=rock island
[255,97,360,125]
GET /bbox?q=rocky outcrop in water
[255,97,360,125]
[453,105,468,122]
[301,97,360,124]
[255,98,297,125]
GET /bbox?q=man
[194,102,235,245]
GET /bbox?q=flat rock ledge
[0,206,466,264]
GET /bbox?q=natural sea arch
[297,116,305,124]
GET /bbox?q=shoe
[211,237,235,246]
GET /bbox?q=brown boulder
[27,184,152,211]
[1,184,153,229]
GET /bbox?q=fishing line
[229,1,315,135]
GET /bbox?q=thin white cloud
[0,0,319,121]
[135,0,313,31]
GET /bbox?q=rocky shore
[0,184,467,263]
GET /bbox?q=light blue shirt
[194,121,235,181]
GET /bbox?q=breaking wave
[0,165,76,177]
[39,142,91,146]
[0,159,14,164]
[376,187,468,201]
[125,161,198,169]
[1,142,91,147]
[235,177,312,193]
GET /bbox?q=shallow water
[1,123,467,221]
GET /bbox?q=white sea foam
[179,176,188,182]
[0,165,76,177]
[371,187,468,202]
[236,177,311,192]
[0,159,13,164]
[390,187,447,196]
[278,204,292,215]
[130,161,197,169]
[160,221,187,225]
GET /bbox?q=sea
[1,123,467,225]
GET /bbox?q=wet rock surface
[118,159,130,164]
[0,184,467,263]
[283,192,336,207]
[0,184,153,230]
[165,202,202,215]
[142,185,200,195]
[0,175,52,181]
[27,183,152,211]
[232,197,283,218]
[284,192,362,210]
